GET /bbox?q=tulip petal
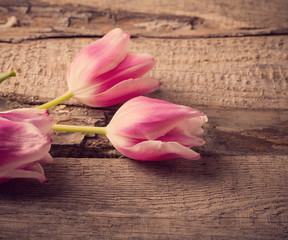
[0,108,54,134]
[156,115,208,147]
[0,119,51,171]
[19,153,53,171]
[156,131,205,148]
[110,139,202,161]
[106,96,207,161]
[0,166,47,183]
[68,28,131,92]
[27,163,45,175]
[75,77,160,107]
[179,115,208,137]
[94,53,156,93]
[107,96,206,140]
[40,153,54,163]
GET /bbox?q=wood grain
[1,98,287,158]
[0,0,288,41]
[47,0,288,31]
[0,156,287,239]
[0,35,288,109]
[0,0,288,239]
[1,0,287,41]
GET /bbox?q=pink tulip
[106,96,208,161]
[0,109,54,183]
[67,28,160,107]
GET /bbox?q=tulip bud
[106,96,208,161]
[0,109,54,183]
[67,28,160,107]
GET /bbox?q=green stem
[36,91,73,109]
[53,124,107,135]
[0,71,16,84]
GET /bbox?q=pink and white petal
[94,53,156,93]
[157,115,208,146]
[179,115,208,137]
[26,163,45,175]
[156,132,205,147]
[0,167,47,183]
[111,96,203,125]
[71,29,130,79]
[108,97,205,140]
[106,134,142,149]
[0,120,51,171]
[17,153,53,172]
[112,53,155,74]
[112,96,184,118]
[39,153,53,163]
[102,27,130,40]
[0,108,54,134]
[75,77,160,107]
[113,140,202,161]
[68,28,131,92]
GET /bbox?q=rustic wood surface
[0,0,288,239]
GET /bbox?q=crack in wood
[1,0,288,43]
[1,28,288,45]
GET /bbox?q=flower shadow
[0,163,68,200]
[128,155,224,182]
[0,154,227,200]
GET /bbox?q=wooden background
[0,0,288,239]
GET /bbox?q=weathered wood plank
[46,0,288,32]
[0,156,287,239]
[0,1,287,239]
[3,26,288,44]
[0,36,287,109]
[0,0,287,42]
[1,97,287,158]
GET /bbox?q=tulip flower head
[0,108,54,183]
[37,28,160,110]
[65,28,160,107]
[106,96,208,161]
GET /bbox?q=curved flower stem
[36,91,74,109]
[0,71,16,84]
[53,124,107,135]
